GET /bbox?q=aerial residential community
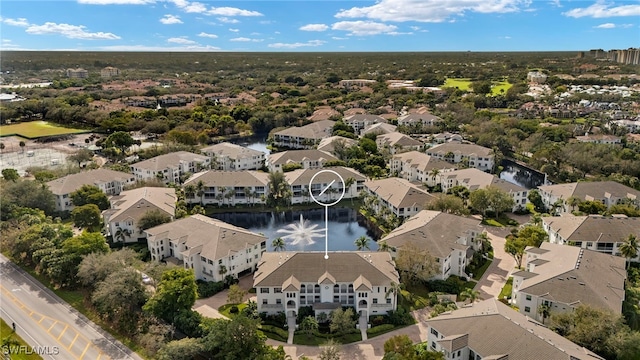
[1,5,640,359]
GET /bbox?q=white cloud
[229,28,240,32]
[206,7,262,16]
[410,26,420,31]
[563,1,640,18]
[335,0,528,23]
[595,22,616,28]
[230,37,263,42]
[100,44,221,51]
[160,14,183,24]
[332,36,348,40]
[170,0,207,13]
[2,17,29,27]
[77,0,155,4]
[300,23,329,31]
[331,21,398,35]
[550,0,562,7]
[268,40,326,49]
[217,17,239,23]
[198,32,218,38]
[25,22,120,40]
[167,37,196,44]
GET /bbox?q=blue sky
[0,0,638,51]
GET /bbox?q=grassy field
[499,277,514,300]
[443,78,512,96]
[0,318,43,360]
[0,121,87,139]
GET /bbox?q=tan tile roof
[47,169,134,195]
[316,136,358,154]
[397,113,443,124]
[427,298,604,360]
[269,149,338,166]
[538,181,640,201]
[184,170,269,187]
[437,333,469,352]
[427,143,493,157]
[364,178,435,209]
[284,166,366,186]
[200,142,265,160]
[519,242,626,314]
[362,123,397,135]
[392,151,456,173]
[274,120,335,139]
[131,151,209,171]
[106,187,176,223]
[543,214,640,243]
[376,132,423,147]
[254,251,399,287]
[145,214,266,261]
[382,210,483,258]
[344,114,387,123]
[442,168,494,191]
[491,178,528,193]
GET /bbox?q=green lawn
[443,78,472,91]
[400,283,431,311]
[218,303,247,318]
[499,277,514,300]
[0,121,87,139]
[1,318,43,360]
[293,332,361,346]
[490,81,512,96]
[472,259,492,281]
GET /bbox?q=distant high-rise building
[66,68,88,79]
[100,66,120,78]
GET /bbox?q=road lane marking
[57,324,69,340]
[67,333,79,350]
[79,343,90,359]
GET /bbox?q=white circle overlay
[309,169,346,207]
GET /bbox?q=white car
[141,274,152,285]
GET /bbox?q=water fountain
[276,214,325,247]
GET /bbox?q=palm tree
[537,303,551,324]
[460,288,481,304]
[218,265,228,277]
[344,177,355,203]
[378,240,392,253]
[272,237,286,252]
[619,234,639,269]
[354,236,371,251]
[114,227,132,243]
[429,168,440,187]
[385,282,403,303]
[566,196,581,213]
[196,180,206,206]
[184,184,196,202]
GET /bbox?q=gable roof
[145,214,266,261]
[443,168,495,191]
[538,181,640,201]
[392,151,456,173]
[426,143,493,157]
[316,136,358,154]
[47,169,134,195]
[131,151,209,171]
[382,210,483,258]
[274,120,335,139]
[542,214,640,243]
[364,178,435,209]
[254,252,398,287]
[427,298,604,360]
[200,142,265,160]
[397,113,443,124]
[183,170,270,188]
[519,242,626,313]
[284,166,367,186]
[362,123,397,135]
[343,114,387,123]
[269,149,338,166]
[376,132,423,147]
[105,187,176,223]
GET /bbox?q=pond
[208,207,378,252]
[228,135,270,155]
[499,159,547,190]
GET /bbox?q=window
[431,328,439,337]
[525,306,531,313]
[274,288,282,293]
[526,295,532,301]
[276,299,281,305]
[218,259,222,264]
[260,288,270,294]
[373,298,378,304]
[262,299,268,305]
[386,298,391,304]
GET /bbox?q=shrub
[196,280,225,298]
[260,312,286,327]
[367,324,395,337]
[297,306,315,324]
[386,307,414,326]
[260,325,288,342]
[230,306,239,314]
[371,316,386,326]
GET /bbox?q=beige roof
[443,168,495,191]
[364,178,435,210]
[538,181,640,201]
[518,242,626,314]
[274,120,335,139]
[362,123,397,135]
[184,170,269,187]
[285,166,366,186]
[200,142,265,160]
[343,114,387,123]
[254,252,399,287]
[307,106,340,122]
[392,151,456,173]
[316,136,358,154]
[382,210,483,258]
[427,143,493,157]
[376,132,423,148]
[269,149,338,166]
[542,214,640,243]
[47,169,134,195]
[397,113,443,124]
[105,187,176,223]
[575,134,621,141]
[145,214,266,261]
[437,334,469,352]
[428,298,604,360]
[131,151,209,171]
[491,178,527,193]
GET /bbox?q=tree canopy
[70,184,110,211]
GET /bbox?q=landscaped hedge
[196,280,224,298]
[260,325,288,342]
[366,324,396,337]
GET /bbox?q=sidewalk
[474,229,516,299]
[193,275,255,320]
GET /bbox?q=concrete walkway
[359,313,368,341]
[287,314,296,344]
[474,228,517,300]
[193,275,255,320]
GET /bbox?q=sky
[0,0,638,52]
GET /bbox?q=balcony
[262,304,284,310]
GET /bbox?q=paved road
[0,255,142,360]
